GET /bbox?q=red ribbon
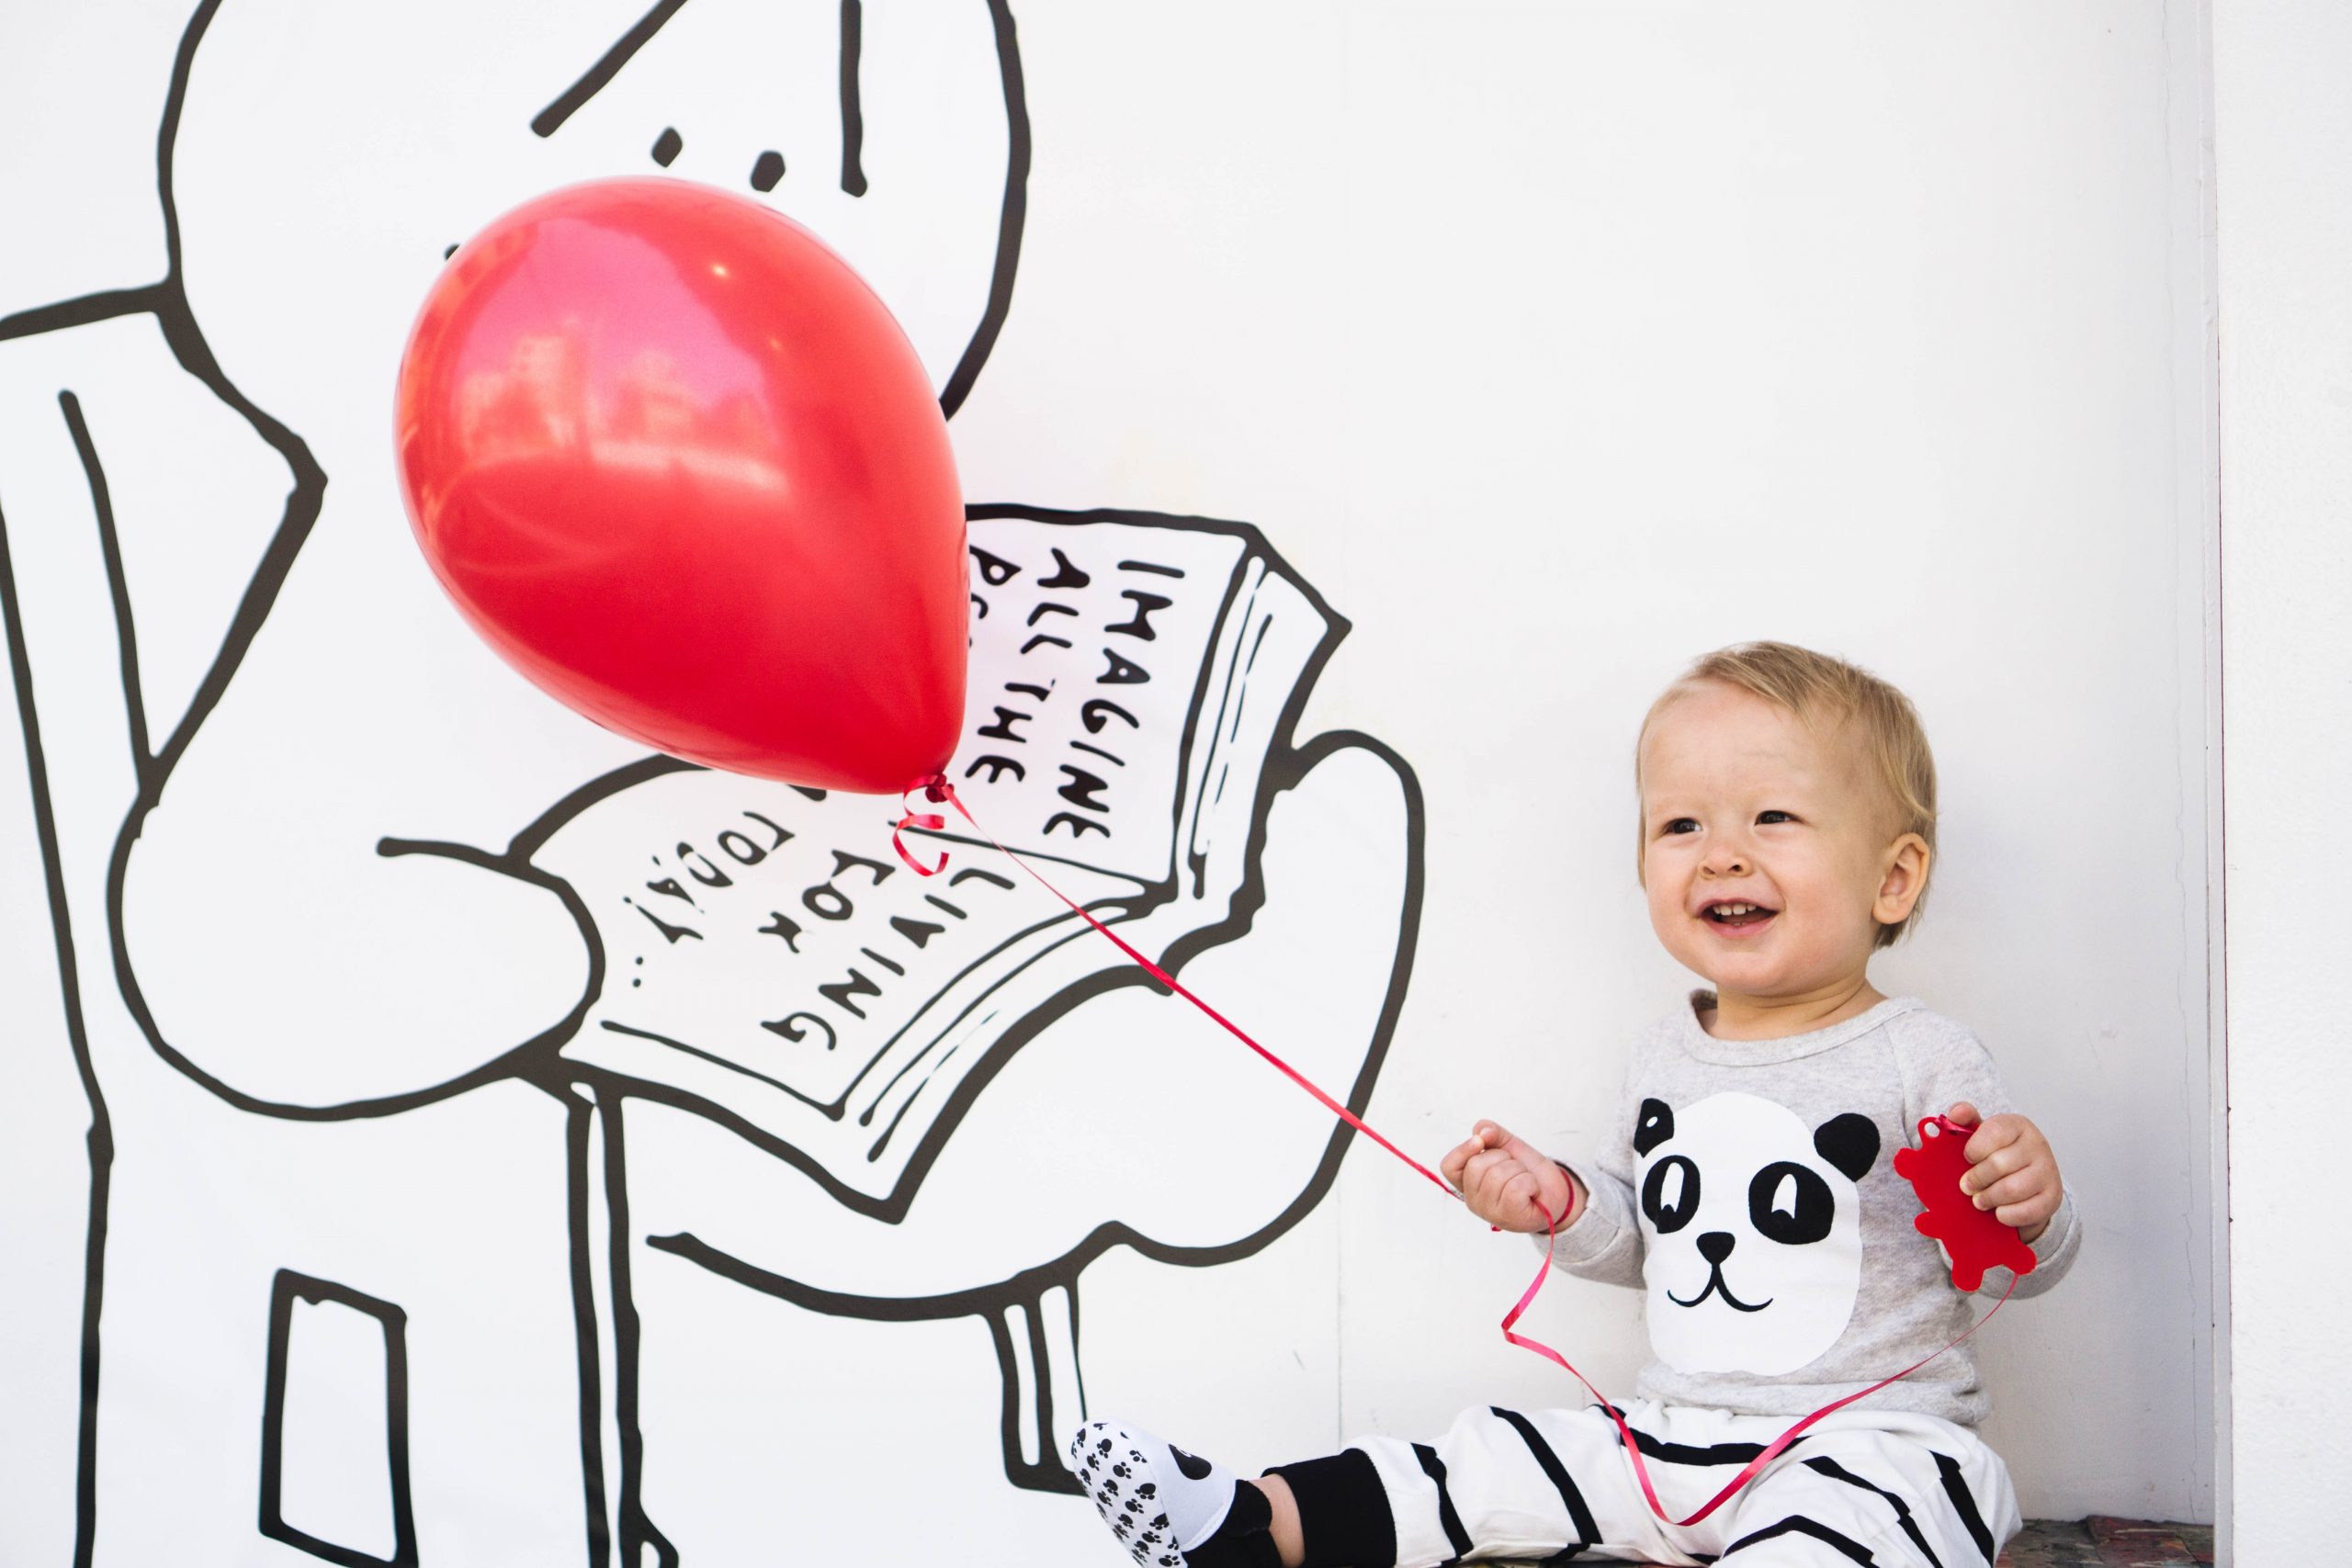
[896,776,1454,1195]
[889,773,2018,1526]
[1505,1205,2018,1525]
[891,784,949,877]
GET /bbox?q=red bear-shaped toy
[1891,1115,2040,1292]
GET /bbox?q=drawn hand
[1442,1121,1582,1235]
[1948,1101,2062,1243]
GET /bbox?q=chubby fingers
[1459,1148,1555,1231]
[1958,1114,2040,1185]
[1964,1147,2052,1207]
[1441,1121,1515,1189]
[1956,1113,2063,1233]
[1460,1146,1527,1201]
[1980,1155,2061,1237]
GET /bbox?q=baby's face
[1638,682,1913,1004]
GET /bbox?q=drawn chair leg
[986,1277,1086,1495]
[559,1077,680,1568]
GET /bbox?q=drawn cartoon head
[1634,1089,1879,1375]
[110,0,1031,1111]
[174,0,1023,438]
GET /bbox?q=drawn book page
[538,513,1336,1207]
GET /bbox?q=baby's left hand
[1948,1102,2063,1244]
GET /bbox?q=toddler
[1069,642,2078,1567]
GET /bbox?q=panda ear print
[1634,1098,1675,1156]
[1813,1112,1881,1181]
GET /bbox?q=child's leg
[1715,1414,2020,1567]
[1260,1404,1690,1565]
[1070,1407,1679,1566]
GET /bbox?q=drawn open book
[535,508,1345,1214]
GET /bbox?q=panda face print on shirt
[1634,1091,1881,1376]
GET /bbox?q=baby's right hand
[1442,1121,1584,1235]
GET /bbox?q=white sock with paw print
[1065,1420,1277,1568]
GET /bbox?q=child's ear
[1873,833,1931,927]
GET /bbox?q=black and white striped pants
[1263,1401,2018,1567]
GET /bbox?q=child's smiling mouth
[1700,897,1779,935]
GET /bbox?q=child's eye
[1756,810,1796,825]
[1661,818,1700,836]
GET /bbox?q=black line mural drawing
[0,4,1424,1564]
[258,1270,419,1568]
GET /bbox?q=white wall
[2211,1,2352,1558]
[994,2,2219,1523]
[0,5,2222,1562]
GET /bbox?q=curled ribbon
[890,775,951,877]
[883,775,2018,1525]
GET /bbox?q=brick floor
[1996,1517,2216,1568]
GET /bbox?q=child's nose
[1702,847,1751,876]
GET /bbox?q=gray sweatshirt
[1549,993,2079,1427]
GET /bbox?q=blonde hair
[1635,641,1938,948]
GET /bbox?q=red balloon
[395,177,968,792]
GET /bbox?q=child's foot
[1064,1420,1280,1568]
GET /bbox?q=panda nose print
[1698,1231,1736,1264]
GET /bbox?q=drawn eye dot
[650,127,683,167]
[750,151,785,192]
[1769,1171,1799,1218]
